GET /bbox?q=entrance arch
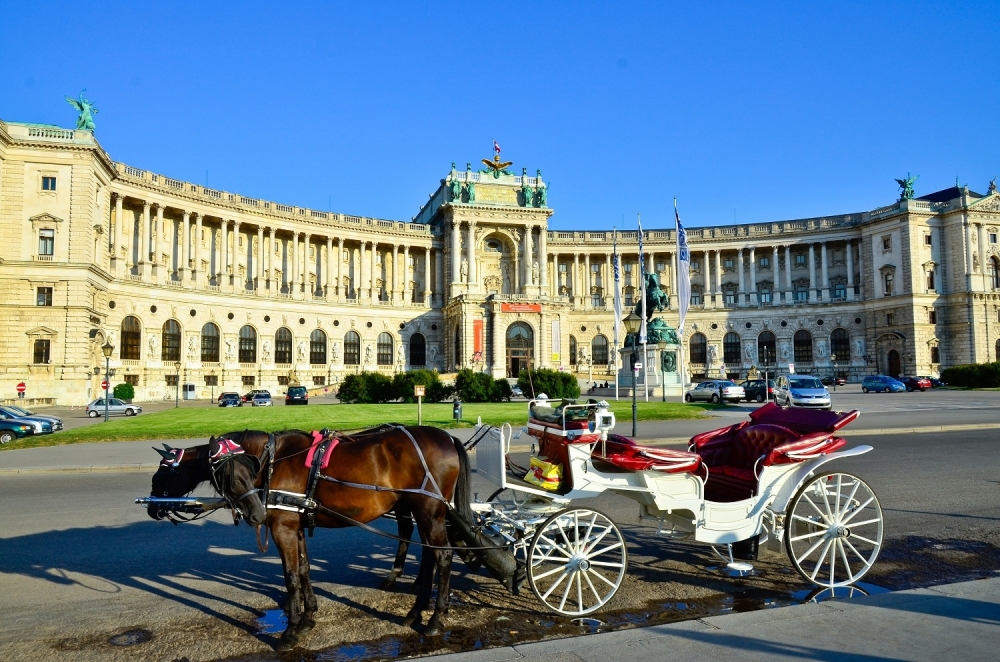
[887,349,901,377]
[506,322,534,378]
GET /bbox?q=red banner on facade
[473,319,484,354]
[500,303,542,313]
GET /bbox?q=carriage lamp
[622,312,642,437]
[101,341,114,422]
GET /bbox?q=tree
[112,382,134,401]
[517,368,581,400]
[392,369,452,403]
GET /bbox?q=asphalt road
[1,408,998,661]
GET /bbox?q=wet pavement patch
[257,609,287,635]
[108,628,153,646]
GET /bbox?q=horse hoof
[301,616,317,631]
[402,614,419,629]
[275,632,299,651]
[379,578,398,591]
[424,623,442,637]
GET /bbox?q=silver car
[684,380,746,404]
[774,375,832,410]
[251,392,273,406]
[86,398,143,418]
[2,405,63,431]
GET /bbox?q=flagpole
[612,227,622,402]
[638,214,648,402]
[674,197,691,403]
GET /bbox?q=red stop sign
[16,382,26,393]
[101,379,109,390]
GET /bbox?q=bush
[516,368,581,400]
[336,374,368,404]
[112,382,134,401]
[940,362,1000,388]
[454,369,511,402]
[392,369,453,403]
[337,372,395,403]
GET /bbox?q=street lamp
[209,370,216,403]
[832,361,838,391]
[174,361,181,408]
[101,341,114,422]
[622,311,642,438]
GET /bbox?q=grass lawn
[1,400,714,449]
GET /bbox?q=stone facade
[2,117,1000,405]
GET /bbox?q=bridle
[209,430,264,525]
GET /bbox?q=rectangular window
[930,346,940,363]
[759,256,770,269]
[884,273,894,296]
[165,375,178,386]
[241,375,255,386]
[929,310,937,324]
[39,229,55,256]
[886,312,895,326]
[623,264,632,273]
[32,339,50,364]
[833,282,846,300]
[759,289,772,303]
[926,270,935,290]
[795,254,806,267]
[204,375,218,386]
[924,234,932,246]
[795,286,808,301]
[277,375,290,385]
[991,233,998,244]
[41,176,56,191]
[691,260,700,271]
[724,290,736,306]
[591,263,600,273]
[559,263,567,273]
[591,294,603,308]
[882,236,892,251]
[36,287,53,306]
[724,258,734,269]
[125,374,140,386]
[312,376,325,386]
[691,291,702,305]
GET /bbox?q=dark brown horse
[147,425,473,650]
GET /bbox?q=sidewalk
[430,577,1000,662]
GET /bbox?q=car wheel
[684,394,692,402]
[710,394,720,404]
[0,431,14,444]
[756,393,764,403]
[125,408,135,416]
[905,385,913,392]
[862,387,869,393]
[88,410,99,418]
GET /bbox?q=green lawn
[1,400,713,449]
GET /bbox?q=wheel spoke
[541,569,570,600]
[585,541,624,559]
[581,524,613,555]
[533,563,570,581]
[845,517,881,528]
[840,496,877,525]
[587,560,625,569]
[828,539,837,586]
[842,537,874,566]
[840,478,862,518]
[583,568,602,603]
[809,539,834,581]
[796,535,832,564]
[801,493,831,523]
[836,539,857,583]
[576,572,584,613]
[588,568,618,587]
[790,529,827,543]
[818,478,835,521]
[848,532,881,547]
[791,513,830,529]
[558,570,574,611]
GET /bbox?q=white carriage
[470,400,884,617]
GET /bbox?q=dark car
[218,392,243,407]
[0,419,35,444]
[242,389,270,403]
[285,386,309,405]
[901,376,932,392]
[739,379,775,403]
[820,376,848,386]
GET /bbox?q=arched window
[454,324,462,366]
[121,316,141,360]
[409,333,426,366]
[690,333,707,364]
[591,335,609,364]
[723,332,741,364]
[310,329,327,365]
[377,332,393,365]
[201,323,220,363]
[793,330,813,363]
[161,320,181,362]
[991,257,1000,290]
[569,335,578,366]
[344,331,361,365]
[505,322,534,378]
[831,328,851,362]
[238,325,257,363]
[758,331,777,365]
[274,327,292,364]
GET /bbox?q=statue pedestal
[617,343,682,398]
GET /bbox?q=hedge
[112,382,135,400]
[454,369,512,403]
[940,362,1000,388]
[516,368,581,400]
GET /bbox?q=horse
[147,425,474,650]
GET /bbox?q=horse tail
[451,435,473,525]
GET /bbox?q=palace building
[2,115,1000,405]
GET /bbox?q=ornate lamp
[101,341,114,422]
[622,312,642,437]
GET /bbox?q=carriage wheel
[784,471,883,588]
[527,507,627,616]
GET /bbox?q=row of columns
[111,194,439,306]
[449,221,548,290]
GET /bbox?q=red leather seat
[593,435,703,475]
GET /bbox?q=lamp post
[623,311,642,438]
[832,361,838,391]
[174,361,181,408]
[101,341,114,422]
[209,370,216,403]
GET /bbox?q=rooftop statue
[895,173,918,201]
[989,177,997,195]
[65,90,98,131]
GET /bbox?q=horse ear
[162,443,173,452]
[154,447,173,460]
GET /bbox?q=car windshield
[789,378,823,389]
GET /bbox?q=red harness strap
[305,430,338,469]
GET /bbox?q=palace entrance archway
[506,322,534,378]
[887,349,901,377]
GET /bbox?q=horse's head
[205,433,267,527]
[148,443,210,520]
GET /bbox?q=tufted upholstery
[730,424,802,470]
[594,435,703,474]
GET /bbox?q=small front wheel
[862,387,869,393]
[88,410,100,418]
[755,393,764,403]
[528,507,627,616]
[125,408,136,416]
[684,394,692,402]
[0,431,14,444]
[710,394,720,404]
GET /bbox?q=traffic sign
[101,379,109,390]
[16,382,26,393]
[413,385,426,397]
[633,363,642,371]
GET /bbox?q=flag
[494,140,501,155]
[638,214,647,345]
[675,199,691,334]
[612,228,622,353]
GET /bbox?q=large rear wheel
[527,507,627,616]
[785,471,883,588]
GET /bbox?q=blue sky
[2,1,998,230]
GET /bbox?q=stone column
[467,222,477,287]
[856,240,864,300]
[152,204,163,281]
[820,241,830,300]
[139,202,150,278]
[573,253,581,306]
[337,238,345,302]
[112,194,122,266]
[358,240,367,303]
[403,245,411,303]
[219,219,228,286]
[423,247,431,306]
[715,250,723,305]
[370,241,378,301]
[256,227,264,293]
[808,243,817,302]
[539,226,548,290]
[784,245,793,303]
[846,239,855,300]
[977,224,986,276]
[737,248,745,306]
[584,253,591,308]
[233,221,242,292]
[325,237,333,298]
[450,220,460,283]
[193,213,202,287]
[772,246,780,303]
[267,228,276,291]
[749,246,758,305]
[291,232,298,298]
[180,211,190,283]
[552,254,559,296]
[303,233,312,296]
[671,252,679,309]
[435,248,444,306]
[391,244,399,303]
[703,250,712,305]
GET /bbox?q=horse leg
[296,531,318,630]
[402,523,435,628]
[273,521,307,651]
[381,506,414,591]
[409,502,453,636]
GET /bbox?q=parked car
[0,419,35,444]
[242,389,271,403]
[286,386,309,405]
[85,398,143,417]
[820,376,848,386]
[511,384,524,398]
[0,406,59,434]
[251,392,273,407]
[218,392,243,407]
[2,405,63,430]
[900,376,932,392]
[861,375,906,393]
[916,375,946,388]
[684,380,745,404]
[739,379,775,403]
[774,375,832,410]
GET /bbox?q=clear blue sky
[2,1,998,230]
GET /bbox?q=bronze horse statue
[147,425,489,651]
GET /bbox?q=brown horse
[147,425,473,650]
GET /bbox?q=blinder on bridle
[208,433,263,523]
